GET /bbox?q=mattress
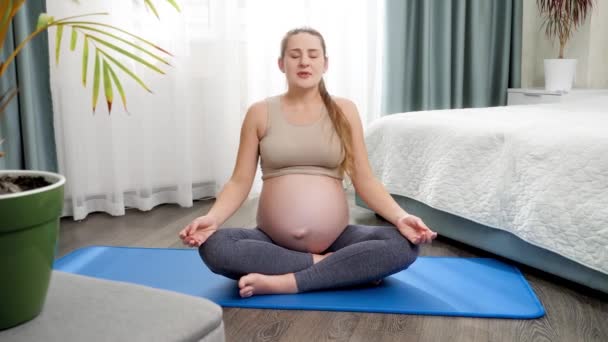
[365,96,608,276]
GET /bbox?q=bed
[357,95,608,294]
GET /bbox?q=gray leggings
[198,224,419,292]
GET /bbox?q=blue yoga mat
[54,246,544,319]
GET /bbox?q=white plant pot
[544,59,577,92]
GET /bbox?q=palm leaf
[82,36,89,86]
[99,49,152,93]
[144,0,160,19]
[144,0,183,18]
[107,63,127,111]
[51,12,109,25]
[60,21,173,56]
[88,35,165,74]
[36,13,54,30]
[102,60,114,113]
[92,50,101,112]
[70,27,77,51]
[165,0,181,12]
[1,12,54,77]
[0,87,19,113]
[73,25,170,66]
[0,0,25,51]
[55,24,64,65]
[0,1,13,40]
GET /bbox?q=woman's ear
[324,57,329,73]
[278,57,285,73]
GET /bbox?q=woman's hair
[280,27,354,178]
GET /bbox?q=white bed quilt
[365,96,608,274]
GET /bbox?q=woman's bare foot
[312,252,333,264]
[238,273,298,298]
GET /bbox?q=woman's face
[279,33,328,90]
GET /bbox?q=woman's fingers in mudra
[397,214,437,245]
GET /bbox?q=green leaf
[1,0,14,34]
[144,0,160,19]
[88,35,165,74]
[73,25,170,66]
[92,50,101,112]
[59,21,173,56]
[52,12,108,25]
[99,49,152,93]
[1,0,25,52]
[102,60,114,113]
[106,63,127,111]
[55,24,64,65]
[82,37,89,86]
[0,87,18,114]
[165,0,181,12]
[0,87,16,104]
[70,27,77,51]
[36,13,54,30]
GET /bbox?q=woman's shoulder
[245,99,273,138]
[332,96,356,110]
[332,96,359,118]
[248,95,281,113]
[248,99,267,112]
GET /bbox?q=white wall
[587,1,608,88]
[522,0,608,89]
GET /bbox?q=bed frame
[356,194,608,294]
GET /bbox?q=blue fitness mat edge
[54,245,545,319]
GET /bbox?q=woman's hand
[396,214,437,245]
[178,215,219,247]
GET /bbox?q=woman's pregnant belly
[257,174,349,254]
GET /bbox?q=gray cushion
[0,271,224,342]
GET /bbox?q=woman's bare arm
[336,98,407,225]
[337,98,436,244]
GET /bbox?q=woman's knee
[387,232,420,270]
[197,230,232,272]
[397,240,419,270]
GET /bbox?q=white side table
[507,88,608,105]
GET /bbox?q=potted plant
[0,0,179,330]
[537,0,594,92]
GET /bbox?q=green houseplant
[537,0,594,91]
[0,0,179,330]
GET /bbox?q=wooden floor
[58,193,608,342]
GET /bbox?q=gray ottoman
[0,271,224,342]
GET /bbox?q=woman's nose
[299,57,310,66]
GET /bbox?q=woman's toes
[240,286,254,298]
[238,275,250,289]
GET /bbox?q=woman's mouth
[297,72,311,79]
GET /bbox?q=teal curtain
[383,0,522,114]
[0,0,57,171]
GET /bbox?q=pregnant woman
[179,27,437,298]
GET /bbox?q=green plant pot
[0,170,65,330]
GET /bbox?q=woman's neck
[284,86,322,105]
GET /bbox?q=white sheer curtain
[48,0,385,220]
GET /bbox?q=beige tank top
[259,95,344,180]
